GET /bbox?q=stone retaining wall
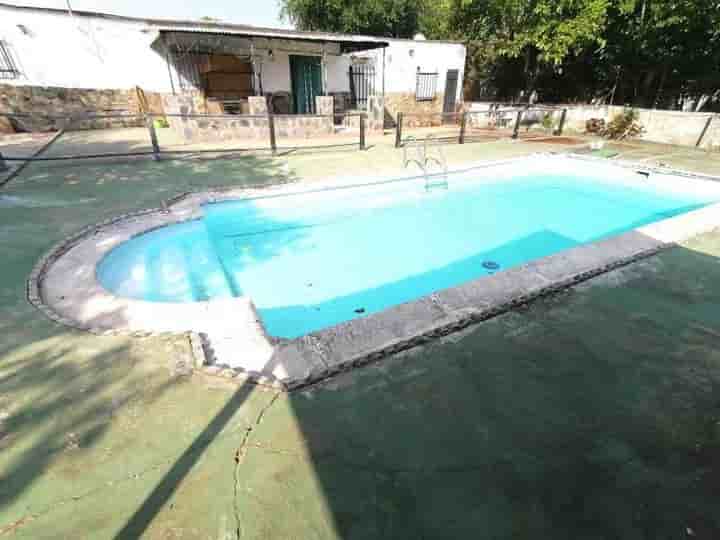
[0,84,167,132]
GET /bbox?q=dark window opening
[416,71,438,102]
[169,52,256,98]
[0,41,20,80]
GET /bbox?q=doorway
[443,69,459,115]
[290,55,322,114]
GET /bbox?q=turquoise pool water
[98,167,716,338]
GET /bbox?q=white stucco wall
[0,5,172,91]
[259,47,350,94]
[259,50,291,93]
[0,5,465,102]
[326,55,351,93]
[357,39,466,103]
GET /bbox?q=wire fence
[0,105,574,183]
[394,106,568,148]
[0,110,368,174]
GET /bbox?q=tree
[444,0,611,98]
[280,0,430,38]
[280,0,720,109]
[598,0,720,108]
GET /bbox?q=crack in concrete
[0,455,180,535]
[245,441,300,456]
[0,415,254,535]
[0,515,34,536]
[232,390,281,540]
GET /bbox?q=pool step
[193,297,276,376]
[201,329,274,374]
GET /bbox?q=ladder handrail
[402,134,449,190]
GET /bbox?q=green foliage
[602,109,644,139]
[541,113,554,130]
[280,0,720,110]
[451,0,610,64]
[280,0,430,38]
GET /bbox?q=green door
[290,55,322,114]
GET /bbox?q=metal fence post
[459,112,467,144]
[268,114,277,155]
[359,113,366,150]
[512,110,523,139]
[395,112,404,148]
[146,115,160,160]
[555,108,567,136]
[696,115,713,148]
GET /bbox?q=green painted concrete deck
[2,139,720,538]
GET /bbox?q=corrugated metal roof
[156,29,388,53]
[155,25,389,47]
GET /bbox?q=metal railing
[394,107,568,148]
[0,110,369,165]
[415,72,438,102]
[349,64,375,109]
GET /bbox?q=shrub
[153,117,169,129]
[602,109,643,140]
[541,113,555,131]
[586,118,605,133]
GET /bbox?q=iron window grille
[415,71,438,102]
[349,63,375,109]
[0,41,20,80]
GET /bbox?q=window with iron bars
[349,63,375,109]
[415,71,438,102]
[0,41,20,80]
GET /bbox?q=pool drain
[482,261,500,271]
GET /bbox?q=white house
[0,2,466,134]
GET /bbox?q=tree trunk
[522,47,540,103]
[653,65,668,109]
[610,67,621,105]
[641,70,656,107]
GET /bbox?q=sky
[12,0,289,27]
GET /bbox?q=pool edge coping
[27,152,720,391]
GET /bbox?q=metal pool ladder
[403,134,449,190]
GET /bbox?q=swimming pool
[97,159,719,338]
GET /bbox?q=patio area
[2,138,720,538]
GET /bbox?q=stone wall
[315,96,333,116]
[272,96,334,140]
[383,92,446,128]
[248,96,268,116]
[559,105,720,148]
[162,94,268,143]
[365,96,384,131]
[701,117,720,151]
[0,84,167,132]
[462,101,720,150]
[162,93,335,143]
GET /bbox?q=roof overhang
[154,28,389,54]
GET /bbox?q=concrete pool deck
[29,153,720,389]
[4,138,720,538]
